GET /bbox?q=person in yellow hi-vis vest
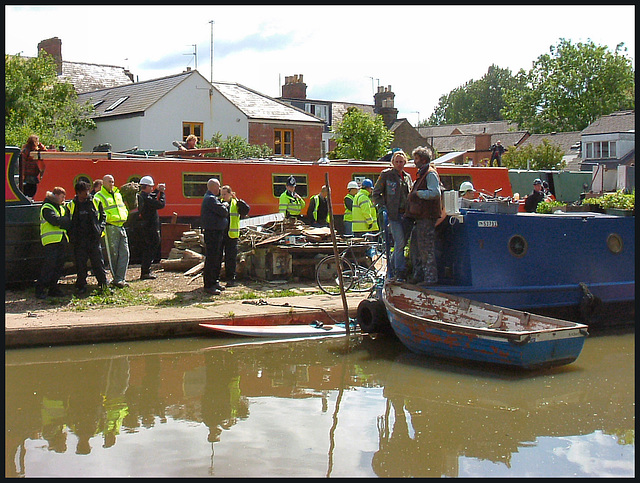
[278,176,305,219]
[220,185,250,287]
[343,181,359,236]
[93,174,130,288]
[306,185,330,227]
[351,178,379,237]
[36,186,71,299]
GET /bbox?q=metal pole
[209,20,214,82]
[325,173,350,334]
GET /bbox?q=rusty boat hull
[382,282,589,369]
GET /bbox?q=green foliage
[201,132,272,159]
[5,53,96,150]
[502,39,635,133]
[502,139,566,170]
[330,107,393,160]
[583,190,634,210]
[426,65,516,125]
[536,200,566,214]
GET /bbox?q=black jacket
[200,190,229,231]
[137,190,166,228]
[67,195,103,243]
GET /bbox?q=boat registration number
[477,220,498,227]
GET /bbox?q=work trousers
[222,234,238,282]
[36,239,68,293]
[203,229,224,288]
[104,224,130,284]
[343,221,353,237]
[411,218,437,284]
[74,237,108,287]
[140,223,161,275]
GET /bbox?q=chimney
[281,73,307,99]
[374,85,398,128]
[38,37,62,75]
[123,69,134,83]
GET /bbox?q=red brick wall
[249,122,323,161]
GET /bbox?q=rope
[241,298,355,325]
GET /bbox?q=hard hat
[347,181,359,190]
[140,175,155,186]
[286,176,297,187]
[361,178,374,189]
[459,181,475,193]
[533,178,542,185]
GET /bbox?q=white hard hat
[140,175,155,186]
[347,181,359,190]
[459,181,475,193]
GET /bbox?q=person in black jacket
[137,176,166,280]
[200,178,229,295]
[67,181,108,293]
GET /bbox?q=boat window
[352,173,381,187]
[183,172,221,198]
[606,233,623,254]
[508,235,528,258]
[273,174,308,198]
[105,96,129,112]
[439,174,472,192]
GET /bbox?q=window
[585,141,617,159]
[92,100,104,109]
[182,122,204,141]
[274,129,293,156]
[183,172,221,198]
[105,96,129,112]
[273,174,308,198]
[352,173,381,187]
[439,174,472,192]
[305,103,328,121]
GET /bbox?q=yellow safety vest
[310,194,330,223]
[343,193,354,222]
[40,202,69,246]
[228,198,240,238]
[279,190,305,217]
[93,187,128,226]
[352,189,378,234]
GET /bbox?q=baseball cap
[140,175,154,186]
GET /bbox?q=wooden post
[325,173,351,334]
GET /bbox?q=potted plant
[583,190,634,216]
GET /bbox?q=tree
[201,132,272,158]
[502,139,565,170]
[426,65,516,126]
[502,39,635,133]
[330,107,393,160]
[5,53,96,150]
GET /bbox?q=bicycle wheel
[349,265,378,293]
[316,255,355,295]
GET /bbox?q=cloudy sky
[5,5,635,126]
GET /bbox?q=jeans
[387,218,411,277]
[104,224,130,284]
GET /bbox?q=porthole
[606,233,623,254]
[508,235,527,258]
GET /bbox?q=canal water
[5,330,634,477]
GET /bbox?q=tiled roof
[77,71,196,119]
[331,102,375,127]
[581,110,635,135]
[212,82,323,123]
[426,131,529,153]
[418,120,519,137]
[519,131,582,154]
[61,61,133,93]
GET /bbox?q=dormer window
[105,96,129,112]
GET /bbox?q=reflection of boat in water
[382,282,589,369]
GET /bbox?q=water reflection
[5,331,634,477]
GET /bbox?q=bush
[583,190,634,210]
[536,200,566,214]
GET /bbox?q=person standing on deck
[136,176,166,280]
[93,174,130,288]
[524,178,546,213]
[173,134,198,151]
[35,187,71,299]
[220,184,250,287]
[406,146,443,286]
[343,181,359,236]
[201,178,229,295]
[372,150,413,281]
[20,134,47,201]
[278,176,306,220]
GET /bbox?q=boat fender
[578,282,601,322]
[356,299,391,334]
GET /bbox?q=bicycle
[315,233,387,296]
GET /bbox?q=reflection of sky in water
[459,432,634,477]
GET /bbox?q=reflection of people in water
[41,397,68,453]
[201,350,248,444]
[102,357,131,449]
[372,395,413,477]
